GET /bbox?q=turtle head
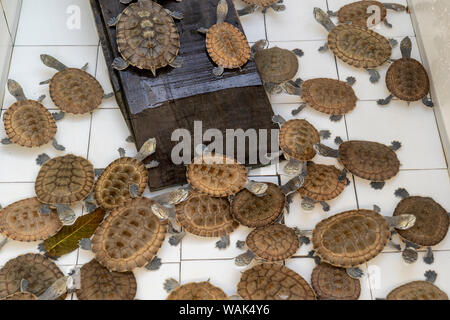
[40,54,67,72]
[313,143,339,158]
[383,3,406,12]
[392,214,416,230]
[151,202,170,220]
[38,276,70,300]
[7,79,26,102]
[313,7,336,32]
[167,188,190,206]
[400,37,412,59]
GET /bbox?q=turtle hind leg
[377,94,393,106]
[329,114,343,122]
[215,235,230,250]
[52,111,65,121]
[270,3,285,12]
[237,4,257,16]
[213,66,224,77]
[112,57,129,71]
[422,96,434,107]
[370,181,386,190]
[52,139,65,151]
[168,230,186,246]
[319,201,330,212]
[424,270,437,283]
[36,153,51,166]
[367,69,381,83]
[423,247,434,265]
[145,256,162,271]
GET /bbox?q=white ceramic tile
[96,47,118,109]
[134,263,180,300]
[0,7,12,108]
[15,0,98,46]
[234,0,266,43]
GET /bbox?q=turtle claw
[36,153,51,166]
[213,66,224,77]
[78,238,91,250]
[216,235,230,250]
[377,95,393,106]
[236,240,246,249]
[422,96,434,107]
[424,270,437,283]
[346,267,364,279]
[52,139,65,151]
[367,69,380,83]
[394,188,410,199]
[330,115,343,122]
[370,181,385,190]
[1,138,11,145]
[291,103,307,116]
[163,278,180,293]
[145,257,162,271]
[52,111,65,121]
[129,184,139,198]
[112,57,129,71]
[423,247,434,265]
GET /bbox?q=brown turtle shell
[312,210,390,268]
[0,292,38,300]
[186,154,248,197]
[393,196,449,247]
[0,197,63,242]
[116,0,180,72]
[206,22,251,69]
[49,68,104,115]
[94,157,148,210]
[387,281,448,300]
[311,263,361,300]
[386,58,430,102]
[0,253,66,299]
[338,141,400,182]
[231,183,285,228]
[254,47,299,84]
[3,100,57,148]
[76,259,137,300]
[338,1,387,27]
[175,192,238,237]
[298,163,346,201]
[279,119,320,161]
[328,24,392,69]
[237,263,316,300]
[91,197,168,272]
[242,0,279,7]
[167,282,228,300]
[302,78,357,116]
[35,154,95,205]
[246,223,299,261]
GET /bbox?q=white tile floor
[0,0,449,300]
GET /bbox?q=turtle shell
[0,292,38,300]
[312,210,390,268]
[167,282,228,300]
[3,100,57,147]
[35,154,95,205]
[116,0,180,72]
[242,0,279,7]
[91,197,168,272]
[175,192,238,237]
[393,196,449,247]
[311,263,361,300]
[279,119,320,161]
[237,263,316,300]
[0,253,66,299]
[338,141,400,182]
[186,154,248,197]
[387,281,448,300]
[49,68,104,114]
[76,259,137,300]
[328,24,392,69]
[206,22,251,69]
[0,197,62,242]
[301,78,357,116]
[231,183,285,228]
[94,157,148,210]
[298,163,346,201]
[246,223,299,261]
[386,58,430,102]
[254,47,299,84]
[338,1,387,27]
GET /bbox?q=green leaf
[40,207,105,258]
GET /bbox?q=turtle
[378,37,433,107]
[40,55,111,115]
[272,115,331,175]
[297,162,348,212]
[289,77,358,122]
[314,137,402,190]
[91,197,168,272]
[237,0,285,16]
[197,0,251,76]
[0,253,66,299]
[386,270,448,300]
[186,153,268,197]
[327,1,406,28]
[314,7,393,83]
[311,263,361,300]
[35,154,95,225]
[76,259,137,300]
[237,263,316,300]
[164,279,228,300]
[108,0,184,76]
[1,79,62,149]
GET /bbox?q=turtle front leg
[423,247,434,265]
[52,139,66,151]
[318,42,329,52]
[213,66,224,77]
[367,69,381,83]
[216,235,230,250]
[168,229,186,246]
[422,96,434,107]
[237,4,258,17]
[1,138,11,145]
[112,57,129,71]
[383,18,393,28]
[291,103,307,116]
[370,181,386,190]
[235,250,255,266]
[330,115,343,122]
[145,256,162,271]
[377,94,394,106]
[319,201,330,212]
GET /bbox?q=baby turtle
[298,162,348,212]
[290,77,358,122]
[378,37,433,107]
[2,80,59,148]
[314,7,392,83]
[311,263,361,300]
[0,253,66,299]
[40,55,108,115]
[328,1,406,28]
[237,263,316,300]
[76,259,137,300]
[186,153,267,197]
[0,197,62,242]
[165,279,228,300]
[91,197,168,272]
[392,188,449,265]
[273,115,330,175]
[108,0,183,75]
[237,0,285,16]
[386,271,448,300]
[198,0,251,76]
[314,137,401,190]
